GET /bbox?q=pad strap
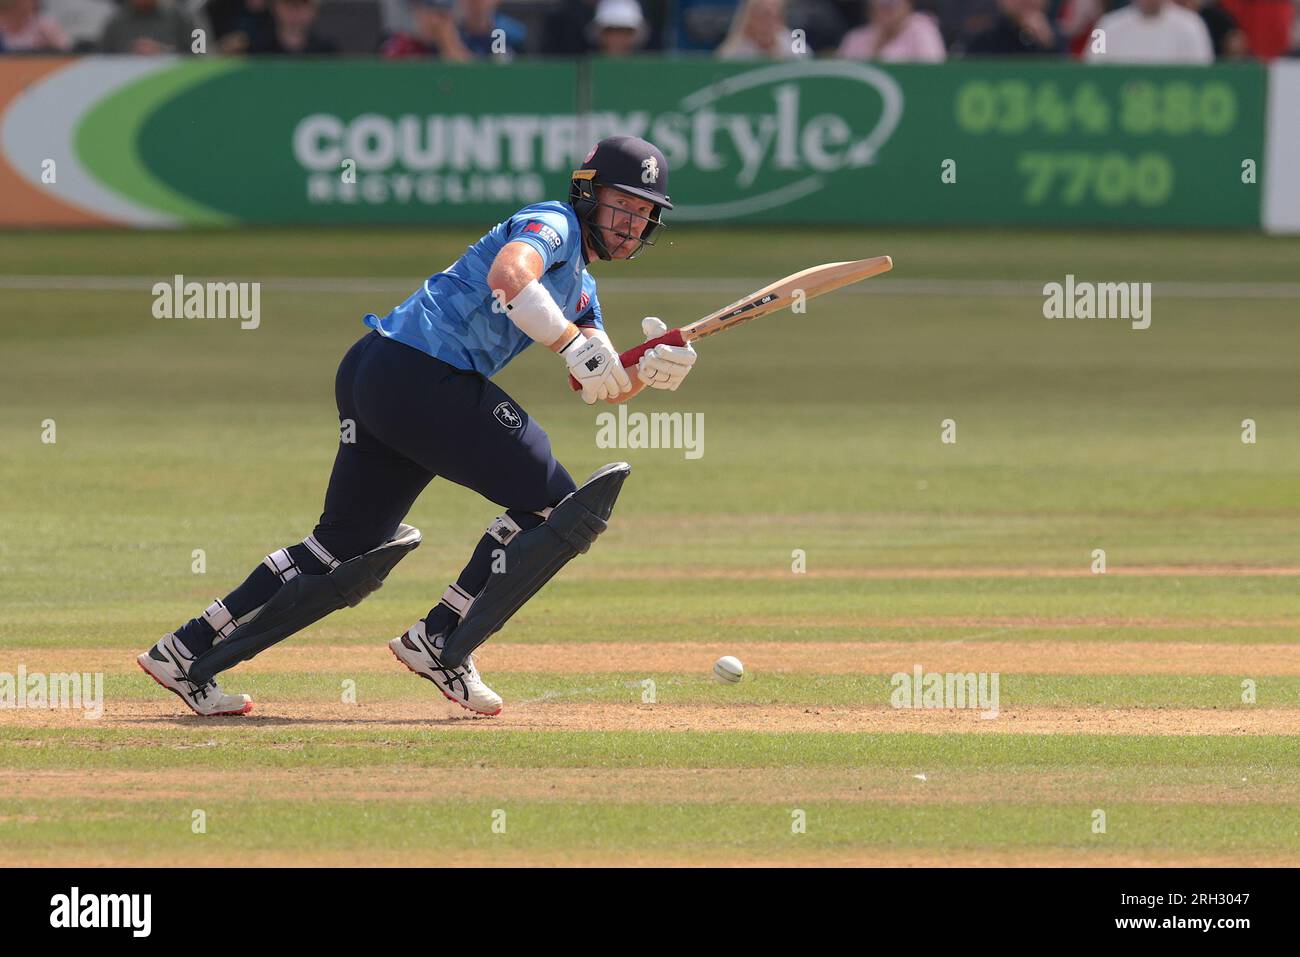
[302,535,340,571]
[439,583,476,618]
[202,599,238,642]
[486,513,522,546]
[263,548,300,583]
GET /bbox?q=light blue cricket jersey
[363,201,603,378]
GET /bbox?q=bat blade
[568,255,892,391]
[682,255,894,341]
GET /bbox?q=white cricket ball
[713,655,744,684]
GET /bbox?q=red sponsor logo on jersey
[523,221,562,250]
[577,291,591,313]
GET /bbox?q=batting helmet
[569,136,672,261]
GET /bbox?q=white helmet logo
[641,156,659,185]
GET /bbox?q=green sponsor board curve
[135,60,579,224]
[74,59,240,225]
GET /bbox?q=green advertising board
[137,59,581,224]
[2,57,1265,227]
[589,59,1265,227]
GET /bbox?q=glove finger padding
[641,316,668,339]
[637,350,694,390]
[610,358,633,394]
[636,358,671,386]
[635,320,697,391]
[649,343,697,368]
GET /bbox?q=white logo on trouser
[493,402,522,428]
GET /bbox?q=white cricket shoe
[389,620,502,717]
[137,633,253,717]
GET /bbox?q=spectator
[1218,0,1291,57]
[963,0,1064,54]
[382,0,472,58]
[247,0,338,53]
[43,0,114,50]
[459,0,526,56]
[838,0,946,60]
[0,0,72,49]
[1057,0,1103,55]
[587,0,648,54]
[378,0,412,39]
[925,0,999,47]
[1084,0,1213,62]
[206,0,273,54]
[1176,0,1248,56]
[785,0,846,51]
[673,0,739,51]
[716,0,811,57]
[98,0,208,53]
[544,0,598,54]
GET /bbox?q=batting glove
[636,317,697,391]
[561,329,633,405]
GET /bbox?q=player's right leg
[358,344,628,714]
[389,391,582,715]
[389,456,628,717]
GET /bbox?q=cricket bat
[568,255,893,391]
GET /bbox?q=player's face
[595,189,656,259]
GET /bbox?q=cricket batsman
[138,135,697,717]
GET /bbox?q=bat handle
[568,328,687,391]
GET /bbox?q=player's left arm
[632,317,698,393]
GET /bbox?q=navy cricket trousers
[310,331,577,562]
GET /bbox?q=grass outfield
[1,225,1298,866]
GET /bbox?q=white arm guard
[503,280,570,346]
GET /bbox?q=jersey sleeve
[503,206,573,273]
[575,273,603,330]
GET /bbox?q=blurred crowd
[0,0,1295,62]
